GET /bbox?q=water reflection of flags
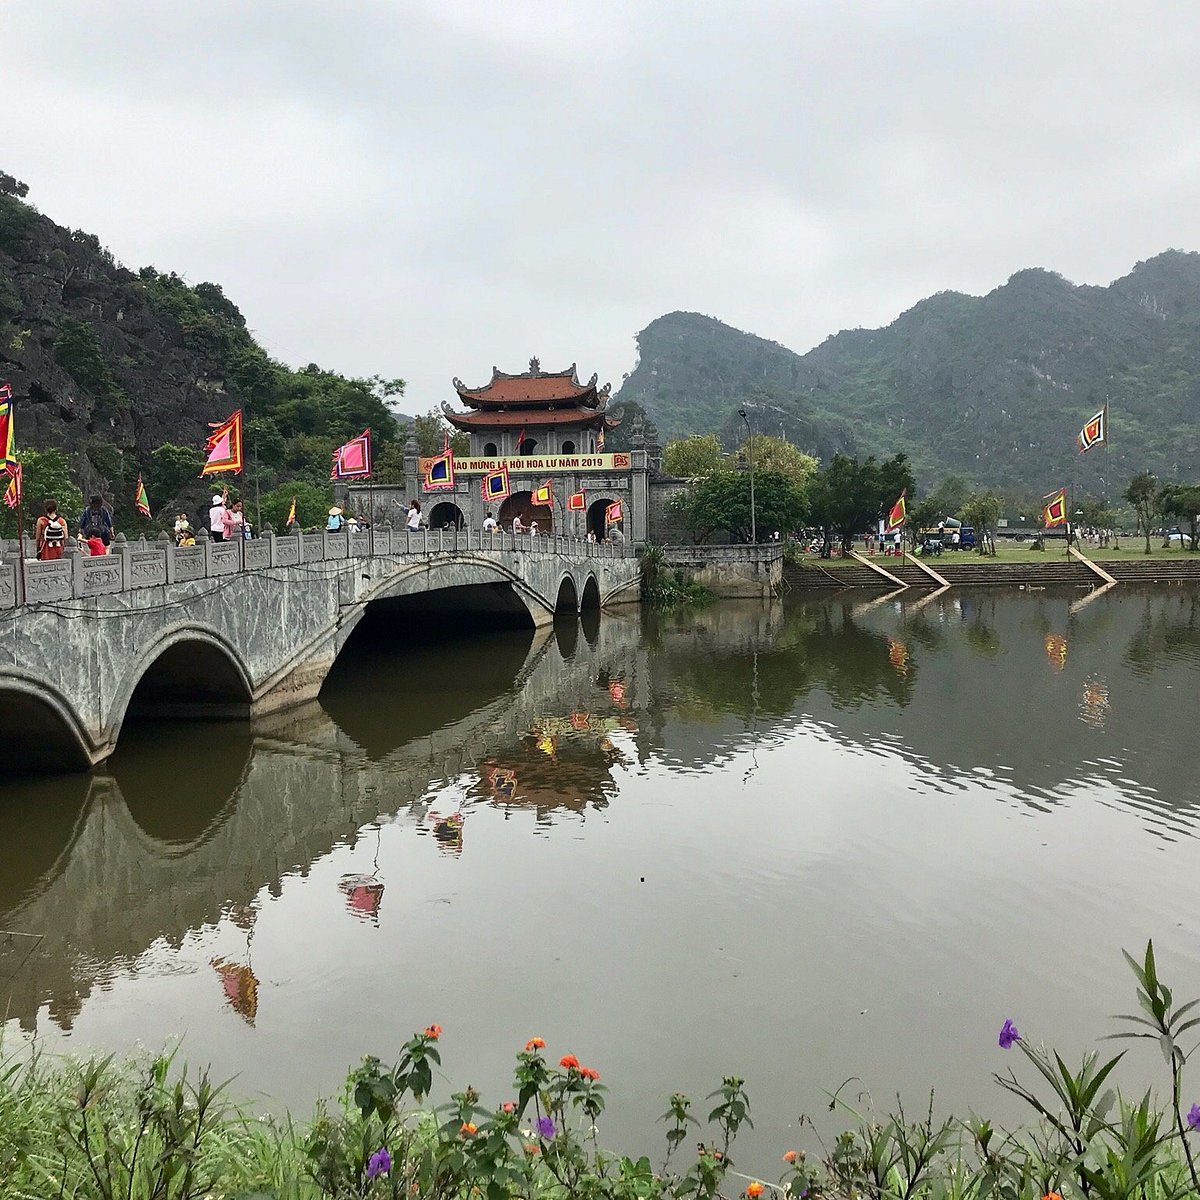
[1044,632,1068,670]
[1077,406,1107,454]
[885,489,907,532]
[1079,675,1109,727]
[339,874,385,921]
[211,958,259,1024]
[331,429,373,480]
[887,636,909,675]
[201,410,244,476]
[134,475,151,518]
[424,450,455,491]
[481,465,510,502]
[487,765,517,800]
[430,811,464,855]
[1042,489,1067,528]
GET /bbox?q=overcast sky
[6,1,1200,412]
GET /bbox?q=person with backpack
[78,495,114,547]
[36,500,69,561]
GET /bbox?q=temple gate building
[350,358,659,543]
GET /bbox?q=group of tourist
[33,496,116,561]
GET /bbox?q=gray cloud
[6,1,1199,408]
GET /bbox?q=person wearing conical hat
[326,505,345,532]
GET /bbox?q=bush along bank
[639,545,715,608]
[2,943,1200,1199]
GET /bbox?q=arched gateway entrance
[429,502,466,530]
[499,490,553,535]
[586,497,619,542]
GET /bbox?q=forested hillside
[618,253,1200,491]
[0,171,403,531]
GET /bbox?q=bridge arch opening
[0,685,92,774]
[580,575,601,611]
[555,575,578,615]
[429,502,466,531]
[123,638,253,727]
[499,491,553,535]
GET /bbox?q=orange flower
[523,1143,540,1156]
[460,1122,477,1137]
[501,1101,515,1113]
[525,1037,545,1052]
[423,1024,443,1040]
[1042,1194,1063,1200]
[746,1184,764,1198]
[579,1066,600,1081]
[783,1150,798,1164]
[559,1054,580,1070]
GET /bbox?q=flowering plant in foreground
[6,943,1199,1198]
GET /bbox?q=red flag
[331,429,373,480]
[2,462,21,509]
[201,410,244,476]
[568,490,585,511]
[516,427,527,453]
[886,489,907,531]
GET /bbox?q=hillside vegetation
[0,171,403,530]
[617,252,1200,492]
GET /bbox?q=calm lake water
[3,586,1200,1164]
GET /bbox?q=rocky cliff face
[1,192,238,497]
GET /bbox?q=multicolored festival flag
[134,475,151,518]
[1042,488,1068,528]
[331,429,373,480]
[596,427,605,452]
[1077,406,1107,454]
[481,465,510,502]
[606,500,623,525]
[533,480,553,505]
[885,488,907,531]
[2,462,21,510]
[201,410,244,476]
[424,449,455,491]
[568,490,586,511]
[286,496,297,527]
[0,382,16,473]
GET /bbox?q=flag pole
[15,490,26,604]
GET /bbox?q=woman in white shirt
[512,514,524,534]
[406,500,422,531]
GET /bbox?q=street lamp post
[738,407,756,544]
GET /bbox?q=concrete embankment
[784,555,1200,589]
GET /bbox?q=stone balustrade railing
[0,527,635,609]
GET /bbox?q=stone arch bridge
[0,527,640,773]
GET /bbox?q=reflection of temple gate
[429,502,466,530]
[587,497,616,541]
[499,491,553,534]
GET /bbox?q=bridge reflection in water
[2,588,1200,1159]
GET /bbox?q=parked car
[1165,528,1194,548]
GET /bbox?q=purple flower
[1187,1103,1200,1132]
[536,1115,557,1139]
[366,1147,391,1179]
[998,1019,1020,1050]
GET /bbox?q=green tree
[0,448,83,540]
[259,480,334,533]
[1125,471,1160,554]
[808,453,916,555]
[1158,482,1200,552]
[146,443,205,519]
[670,468,806,544]
[663,434,723,478]
[53,318,127,409]
[960,491,1003,555]
[734,435,818,488]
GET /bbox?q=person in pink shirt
[221,499,246,541]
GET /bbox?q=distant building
[349,357,661,542]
